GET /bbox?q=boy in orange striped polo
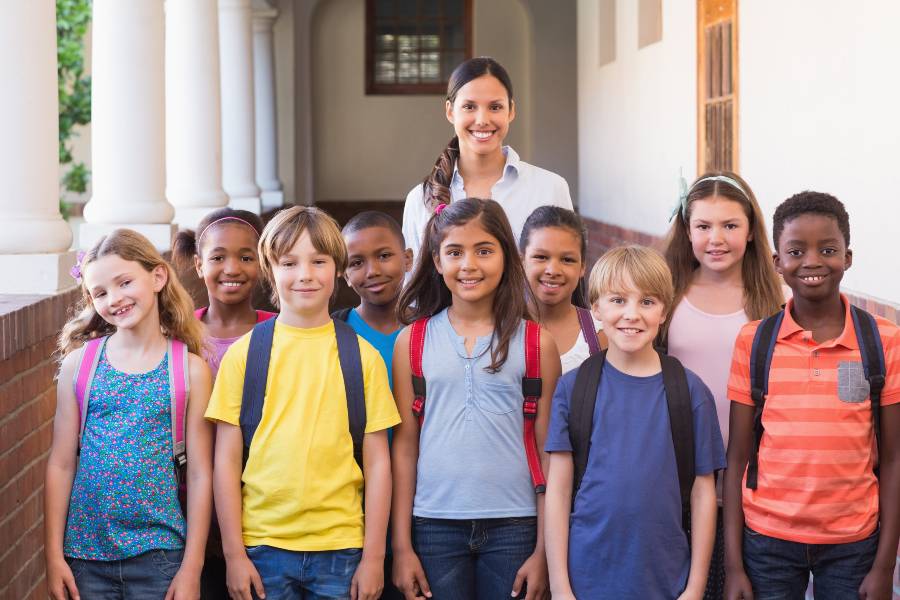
[723,192,900,600]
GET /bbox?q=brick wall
[0,289,80,599]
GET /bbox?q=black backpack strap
[569,350,606,501]
[331,307,352,322]
[746,311,784,490]
[659,352,695,533]
[849,305,886,478]
[239,317,277,469]
[334,318,367,473]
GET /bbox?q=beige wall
[310,0,545,204]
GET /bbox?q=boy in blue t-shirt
[338,211,412,600]
[544,245,725,599]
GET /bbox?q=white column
[0,0,76,294]
[166,0,229,230]
[219,0,262,213]
[252,0,283,210]
[81,0,176,251]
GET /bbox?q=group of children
[42,52,897,600]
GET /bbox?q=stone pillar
[219,0,261,213]
[81,0,176,251]
[166,0,229,230]
[253,0,284,209]
[0,0,76,294]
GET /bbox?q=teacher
[402,57,573,264]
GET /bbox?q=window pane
[376,0,395,17]
[397,0,417,18]
[421,52,440,81]
[375,53,396,84]
[442,50,464,79]
[421,34,440,50]
[446,0,463,20]
[422,0,441,17]
[446,20,465,50]
[398,60,420,82]
[376,33,396,52]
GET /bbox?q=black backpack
[745,304,885,489]
[569,350,695,532]
[239,317,367,472]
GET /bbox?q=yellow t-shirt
[205,319,400,551]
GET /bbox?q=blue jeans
[246,545,362,600]
[742,525,879,600]
[67,549,184,599]
[413,516,536,600]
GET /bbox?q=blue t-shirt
[545,361,725,599]
[346,309,401,388]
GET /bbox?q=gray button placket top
[413,309,537,519]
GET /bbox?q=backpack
[575,306,602,356]
[408,317,548,494]
[569,350,695,532]
[745,304,886,489]
[74,336,190,508]
[239,317,367,473]
[331,307,352,322]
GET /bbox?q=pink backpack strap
[167,339,190,468]
[73,337,108,449]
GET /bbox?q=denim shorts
[412,516,536,600]
[67,548,184,598]
[742,525,878,600]
[246,545,362,600]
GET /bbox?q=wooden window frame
[365,0,473,96]
[697,0,739,174]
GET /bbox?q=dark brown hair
[519,205,589,308]
[421,57,514,210]
[171,207,264,271]
[663,171,784,333]
[398,198,533,373]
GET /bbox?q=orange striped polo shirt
[727,296,900,544]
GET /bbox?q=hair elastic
[69,250,87,284]
[669,175,751,223]
[435,203,448,215]
[197,217,260,243]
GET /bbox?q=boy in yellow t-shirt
[206,206,400,600]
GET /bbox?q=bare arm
[167,354,213,597]
[680,474,717,599]
[390,327,431,599]
[45,352,82,600]
[352,429,392,600]
[723,402,755,600]
[545,452,575,598]
[858,403,900,599]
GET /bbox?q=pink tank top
[195,308,276,378]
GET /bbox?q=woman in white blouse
[402,57,573,264]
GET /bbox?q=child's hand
[392,548,432,599]
[511,551,549,600]
[226,554,266,600]
[675,587,703,600]
[350,553,383,600]
[164,564,201,600]
[47,557,80,600]
[724,567,754,600]
[858,564,894,600]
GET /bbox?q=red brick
[0,488,42,564]
[3,537,44,599]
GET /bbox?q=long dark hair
[421,57,514,210]
[398,198,533,373]
[519,205,589,308]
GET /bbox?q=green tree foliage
[58,0,92,217]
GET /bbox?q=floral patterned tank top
[64,345,186,560]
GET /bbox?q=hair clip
[435,203,448,215]
[70,250,86,284]
[668,175,689,223]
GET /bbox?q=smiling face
[446,74,515,159]
[83,254,167,330]
[687,196,752,276]
[592,277,667,356]
[775,213,851,304]
[522,226,585,308]
[434,218,505,306]
[344,226,412,308]
[194,222,260,306]
[271,230,337,321]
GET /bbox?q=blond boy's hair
[588,245,675,315]
[258,206,347,305]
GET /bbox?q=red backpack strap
[575,307,602,356]
[167,339,190,470]
[522,321,547,494]
[73,336,108,450]
[409,317,430,427]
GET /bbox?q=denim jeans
[412,516,536,600]
[743,525,879,600]
[67,548,184,599]
[246,545,362,600]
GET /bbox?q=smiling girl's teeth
[541,281,561,288]
[221,281,243,287]
[801,276,824,282]
[471,131,493,139]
